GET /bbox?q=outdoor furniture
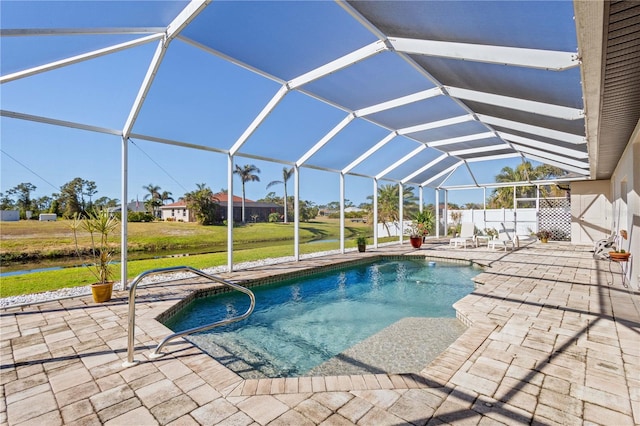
[476,235,491,247]
[488,226,516,251]
[449,222,476,248]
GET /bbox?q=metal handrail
[123,266,255,367]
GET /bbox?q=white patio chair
[449,222,476,248]
[488,224,515,251]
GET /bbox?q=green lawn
[0,218,381,297]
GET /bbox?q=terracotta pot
[540,238,548,243]
[91,282,114,303]
[409,236,423,249]
[609,252,630,262]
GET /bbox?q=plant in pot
[405,221,429,249]
[610,230,630,261]
[413,210,435,241]
[356,236,367,253]
[70,209,119,303]
[536,230,552,243]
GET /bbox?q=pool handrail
[123,265,255,367]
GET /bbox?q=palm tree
[142,183,162,217]
[266,167,294,223]
[233,164,261,222]
[159,191,174,205]
[367,184,418,236]
[488,162,565,208]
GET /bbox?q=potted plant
[484,228,498,239]
[414,210,435,241]
[70,209,119,303]
[536,230,552,243]
[356,236,367,252]
[405,221,429,248]
[609,249,630,262]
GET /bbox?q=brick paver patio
[1,241,638,425]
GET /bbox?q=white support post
[120,137,128,291]
[340,173,345,254]
[399,183,404,244]
[536,185,540,233]
[419,186,423,212]
[373,178,379,248]
[227,154,234,272]
[444,190,449,236]
[483,187,487,231]
[435,189,440,238]
[294,165,300,261]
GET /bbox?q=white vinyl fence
[447,208,538,237]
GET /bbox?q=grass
[0,218,383,297]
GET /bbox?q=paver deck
[1,241,638,425]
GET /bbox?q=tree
[0,192,15,210]
[487,162,565,208]
[84,181,98,212]
[183,184,220,225]
[5,182,36,218]
[94,196,119,209]
[233,164,261,222]
[142,183,162,217]
[266,167,294,223]
[57,178,97,218]
[299,199,319,222]
[366,184,418,236]
[159,191,174,205]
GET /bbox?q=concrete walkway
[1,241,638,425]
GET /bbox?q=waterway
[1,238,344,277]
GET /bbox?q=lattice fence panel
[538,198,571,241]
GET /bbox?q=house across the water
[159,192,283,223]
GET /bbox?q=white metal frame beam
[354,87,442,116]
[448,144,511,156]
[511,144,589,168]
[445,86,584,120]
[375,145,426,179]
[389,37,579,71]
[296,113,355,166]
[421,161,463,186]
[122,0,210,139]
[342,131,397,174]
[401,153,447,183]
[398,114,473,135]
[465,153,522,163]
[426,131,495,148]
[478,115,586,144]
[0,34,164,84]
[522,153,590,175]
[229,85,289,155]
[1,109,121,135]
[289,40,387,89]
[498,132,588,158]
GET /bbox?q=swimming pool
[163,258,479,378]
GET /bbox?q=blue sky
[0,1,544,208]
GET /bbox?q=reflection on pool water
[164,258,479,378]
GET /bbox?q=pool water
[164,258,478,378]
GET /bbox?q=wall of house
[570,180,612,244]
[610,124,639,289]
